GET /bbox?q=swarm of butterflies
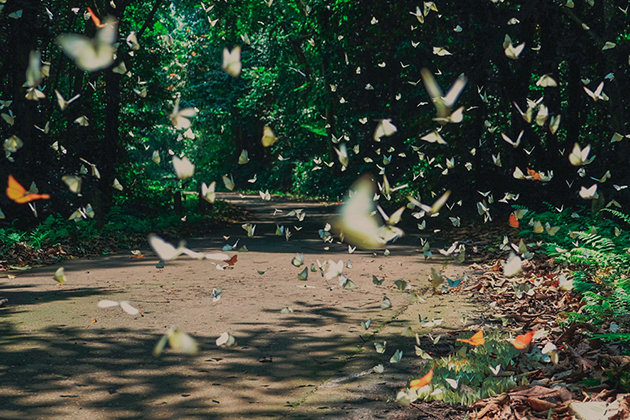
[2,0,627,363]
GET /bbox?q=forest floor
[0,193,476,420]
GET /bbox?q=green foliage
[401,331,533,406]
[525,207,630,342]
[0,199,235,262]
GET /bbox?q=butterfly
[54,267,66,285]
[408,190,451,215]
[261,126,277,147]
[291,253,304,267]
[335,176,404,249]
[390,349,403,364]
[380,296,392,309]
[583,81,608,102]
[169,97,198,130]
[504,36,525,59]
[153,326,198,356]
[223,255,238,266]
[569,143,593,166]
[421,69,467,126]
[579,184,598,200]
[57,11,117,72]
[3,135,23,154]
[201,181,216,203]
[446,277,462,288]
[421,131,448,144]
[511,330,535,349]
[222,46,241,77]
[373,119,397,141]
[501,130,523,148]
[7,175,50,204]
[409,368,434,389]
[222,174,235,191]
[62,175,82,194]
[238,149,249,165]
[55,90,81,111]
[536,74,558,87]
[242,223,256,237]
[456,330,484,346]
[503,253,522,277]
[98,299,140,315]
[172,156,195,179]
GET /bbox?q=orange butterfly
[511,330,535,349]
[409,368,433,389]
[223,255,238,266]
[457,330,485,346]
[508,213,519,228]
[7,175,50,204]
[527,168,542,181]
[87,7,105,28]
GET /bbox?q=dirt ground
[0,193,479,419]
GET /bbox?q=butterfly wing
[7,175,49,203]
[409,369,433,389]
[98,299,120,308]
[119,301,140,316]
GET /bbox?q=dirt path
[0,193,479,419]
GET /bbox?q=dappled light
[2,0,630,418]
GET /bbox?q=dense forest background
[1,0,630,228]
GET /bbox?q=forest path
[0,193,477,419]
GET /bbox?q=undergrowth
[518,204,630,343]
[0,198,237,266]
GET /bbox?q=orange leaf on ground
[508,213,519,228]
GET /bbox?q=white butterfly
[172,156,195,179]
[55,90,81,111]
[201,181,216,203]
[569,143,594,166]
[222,174,235,191]
[579,184,598,200]
[238,149,249,165]
[335,176,404,249]
[98,299,139,315]
[62,175,82,194]
[148,234,227,262]
[408,191,451,215]
[373,119,397,141]
[504,37,525,59]
[420,68,467,125]
[503,253,522,277]
[583,81,608,102]
[501,131,524,148]
[222,46,242,77]
[57,16,117,71]
[169,97,198,129]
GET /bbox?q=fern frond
[600,208,630,226]
[569,231,615,252]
